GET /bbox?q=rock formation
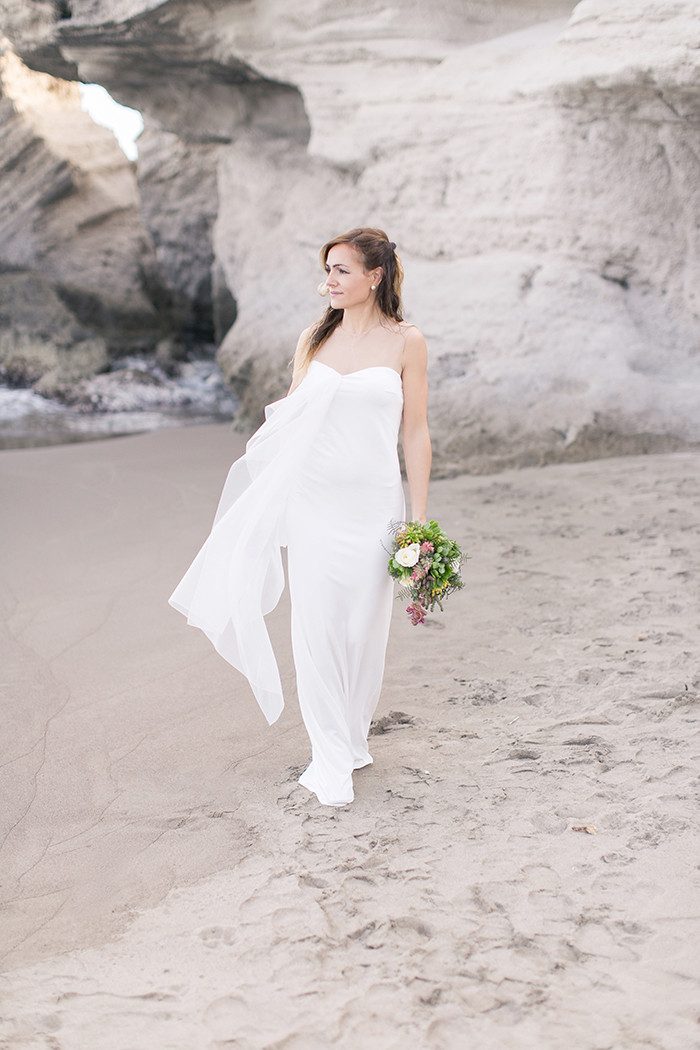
[0,45,169,394]
[1,0,699,471]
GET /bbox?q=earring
[371,285,376,290]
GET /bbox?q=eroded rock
[0,48,165,358]
[0,272,109,394]
[1,0,699,469]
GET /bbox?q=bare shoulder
[297,324,315,348]
[292,324,314,361]
[399,321,426,344]
[288,325,316,393]
[400,323,427,368]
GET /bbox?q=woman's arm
[288,328,312,394]
[401,326,432,523]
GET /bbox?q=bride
[170,228,431,806]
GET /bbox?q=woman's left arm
[401,327,432,524]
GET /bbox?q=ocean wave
[0,356,237,450]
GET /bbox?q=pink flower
[406,602,427,626]
[420,542,434,553]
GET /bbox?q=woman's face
[324,244,378,310]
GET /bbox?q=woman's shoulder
[398,322,426,350]
[398,321,425,340]
[293,324,315,356]
[297,323,316,343]
[398,322,427,372]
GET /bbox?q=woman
[170,228,431,806]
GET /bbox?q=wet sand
[1,425,698,1049]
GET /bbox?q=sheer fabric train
[169,360,404,805]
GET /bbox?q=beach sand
[0,425,698,1049]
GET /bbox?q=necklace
[339,320,383,347]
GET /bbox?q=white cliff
[0,46,169,393]
[1,0,698,470]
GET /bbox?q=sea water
[0,357,237,450]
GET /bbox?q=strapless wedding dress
[169,359,404,806]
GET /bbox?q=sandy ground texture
[1,424,699,1050]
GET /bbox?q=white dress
[169,359,404,805]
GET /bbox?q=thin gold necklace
[339,320,382,346]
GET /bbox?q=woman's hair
[300,227,404,370]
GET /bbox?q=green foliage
[387,519,466,622]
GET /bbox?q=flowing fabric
[169,359,404,804]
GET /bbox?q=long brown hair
[301,228,404,370]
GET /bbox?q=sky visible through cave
[79,83,143,159]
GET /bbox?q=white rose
[394,542,421,568]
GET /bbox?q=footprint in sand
[369,710,415,735]
[199,925,236,947]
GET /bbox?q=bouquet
[388,520,464,625]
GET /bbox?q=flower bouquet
[388,520,464,625]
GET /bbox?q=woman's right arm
[288,328,312,394]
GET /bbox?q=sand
[0,424,698,1050]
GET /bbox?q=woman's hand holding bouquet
[388,520,464,625]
